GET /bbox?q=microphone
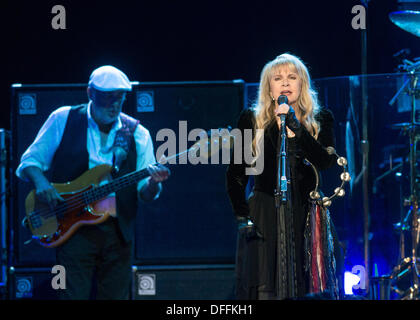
[277,95,288,125]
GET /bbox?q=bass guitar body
[24,164,116,248]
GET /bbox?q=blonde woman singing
[226,53,342,300]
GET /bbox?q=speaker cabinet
[10,84,91,266]
[131,81,244,264]
[132,264,236,300]
[8,267,58,300]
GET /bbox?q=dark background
[1,0,418,130]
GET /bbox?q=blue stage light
[344,271,361,295]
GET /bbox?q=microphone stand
[274,113,293,298]
[275,115,288,207]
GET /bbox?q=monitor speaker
[131,264,236,300]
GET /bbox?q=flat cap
[88,65,132,92]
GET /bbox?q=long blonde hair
[252,53,321,158]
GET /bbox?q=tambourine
[305,146,351,207]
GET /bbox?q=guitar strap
[112,114,140,174]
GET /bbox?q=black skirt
[235,190,308,300]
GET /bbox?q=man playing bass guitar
[16,65,170,300]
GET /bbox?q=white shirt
[16,102,159,200]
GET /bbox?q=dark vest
[50,104,139,243]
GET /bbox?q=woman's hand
[275,104,296,138]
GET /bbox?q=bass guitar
[22,129,233,248]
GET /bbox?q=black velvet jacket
[226,106,339,297]
[226,107,337,219]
